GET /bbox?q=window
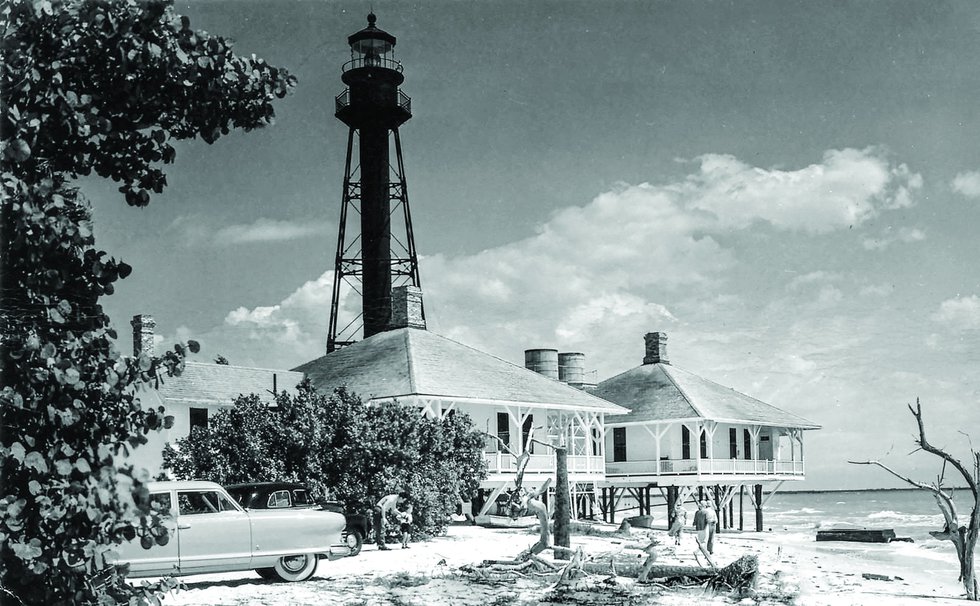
[743,429,752,460]
[682,425,691,459]
[522,415,534,454]
[729,428,738,459]
[699,430,708,459]
[189,407,208,432]
[178,490,238,515]
[291,489,311,507]
[496,413,510,449]
[612,427,627,462]
[267,490,292,508]
[149,492,173,518]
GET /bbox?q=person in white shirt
[374,491,409,550]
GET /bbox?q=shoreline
[151,522,973,605]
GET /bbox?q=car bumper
[323,544,352,561]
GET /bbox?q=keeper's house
[293,286,628,520]
[591,332,820,529]
[125,315,304,476]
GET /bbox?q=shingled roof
[150,362,304,407]
[293,327,628,414]
[592,362,820,429]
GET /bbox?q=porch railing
[606,458,805,477]
[483,452,604,475]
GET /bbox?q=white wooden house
[293,288,628,520]
[590,332,820,529]
[126,315,304,476]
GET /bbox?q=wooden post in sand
[739,485,744,531]
[754,484,763,532]
[666,486,677,527]
[714,485,722,532]
[554,447,570,555]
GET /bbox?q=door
[176,488,252,573]
[125,490,179,576]
[759,433,773,460]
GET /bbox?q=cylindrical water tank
[524,348,559,380]
[558,352,585,384]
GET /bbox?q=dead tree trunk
[850,398,979,600]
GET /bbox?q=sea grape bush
[0,1,294,604]
[164,383,488,537]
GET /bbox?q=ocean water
[766,489,957,542]
[765,488,971,567]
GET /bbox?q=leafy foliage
[0,1,294,604]
[163,383,488,537]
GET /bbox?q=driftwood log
[572,551,757,587]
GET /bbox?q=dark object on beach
[862,572,895,582]
[633,554,758,590]
[815,528,896,543]
[626,514,654,529]
[892,536,915,543]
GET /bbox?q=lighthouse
[328,13,422,352]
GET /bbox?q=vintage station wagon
[118,481,348,582]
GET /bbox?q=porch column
[694,421,703,475]
[799,431,805,473]
[704,422,716,458]
[749,426,762,473]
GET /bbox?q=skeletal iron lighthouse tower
[328,14,421,352]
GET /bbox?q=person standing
[396,502,414,549]
[703,499,718,554]
[668,501,688,545]
[374,491,409,551]
[693,499,709,550]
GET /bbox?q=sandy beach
[140,521,972,606]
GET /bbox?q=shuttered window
[612,427,627,462]
[496,413,510,449]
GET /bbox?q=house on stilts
[293,286,629,524]
[590,331,820,532]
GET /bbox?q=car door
[125,490,179,576]
[175,488,252,573]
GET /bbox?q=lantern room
[344,13,402,73]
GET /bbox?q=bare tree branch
[909,399,979,501]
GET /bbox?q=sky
[84,1,980,491]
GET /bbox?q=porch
[605,457,804,478]
[483,452,605,476]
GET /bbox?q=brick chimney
[131,314,155,358]
[643,331,669,365]
[389,285,426,330]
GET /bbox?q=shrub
[164,382,488,536]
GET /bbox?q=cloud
[679,147,921,233]
[172,216,331,246]
[932,295,980,330]
[213,272,338,365]
[787,271,842,291]
[193,147,922,373]
[861,227,926,250]
[951,170,980,198]
[214,218,331,245]
[859,284,893,297]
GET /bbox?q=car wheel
[272,554,318,582]
[344,529,364,557]
[255,567,278,580]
